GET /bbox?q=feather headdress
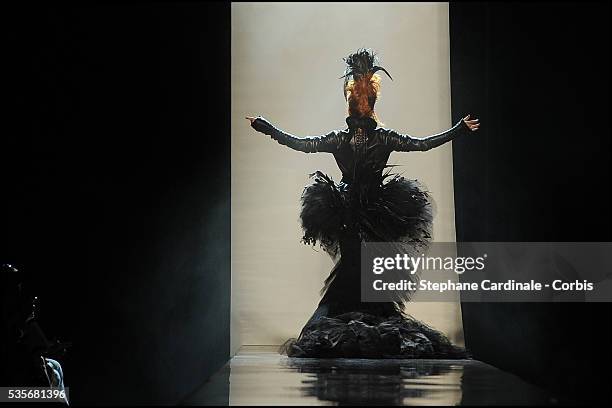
[340,48,392,121]
[340,48,392,101]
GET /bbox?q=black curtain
[451,2,610,405]
[3,3,231,404]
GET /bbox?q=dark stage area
[3,3,230,405]
[2,2,610,406]
[450,2,611,405]
[186,346,557,406]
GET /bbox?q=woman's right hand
[245,116,256,125]
[462,114,480,131]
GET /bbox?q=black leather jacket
[251,115,471,186]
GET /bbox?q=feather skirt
[300,170,434,259]
[281,311,467,359]
[284,170,467,359]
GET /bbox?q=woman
[246,49,479,358]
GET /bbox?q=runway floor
[183,346,558,406]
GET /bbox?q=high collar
[346,116,378,130]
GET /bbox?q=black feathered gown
[251,115,471,359]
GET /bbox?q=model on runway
[246,49,479,358]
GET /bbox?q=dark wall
[450,2,610,405]
[3,3,230,405]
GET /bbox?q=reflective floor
[183,346,558,406]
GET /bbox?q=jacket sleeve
[383,119,471,152]
[250,116,339,153]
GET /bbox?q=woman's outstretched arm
[384,115,480,152]
[246,116,340,153]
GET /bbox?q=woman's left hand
[463,114,480,131]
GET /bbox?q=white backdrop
[231,2,464,354]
